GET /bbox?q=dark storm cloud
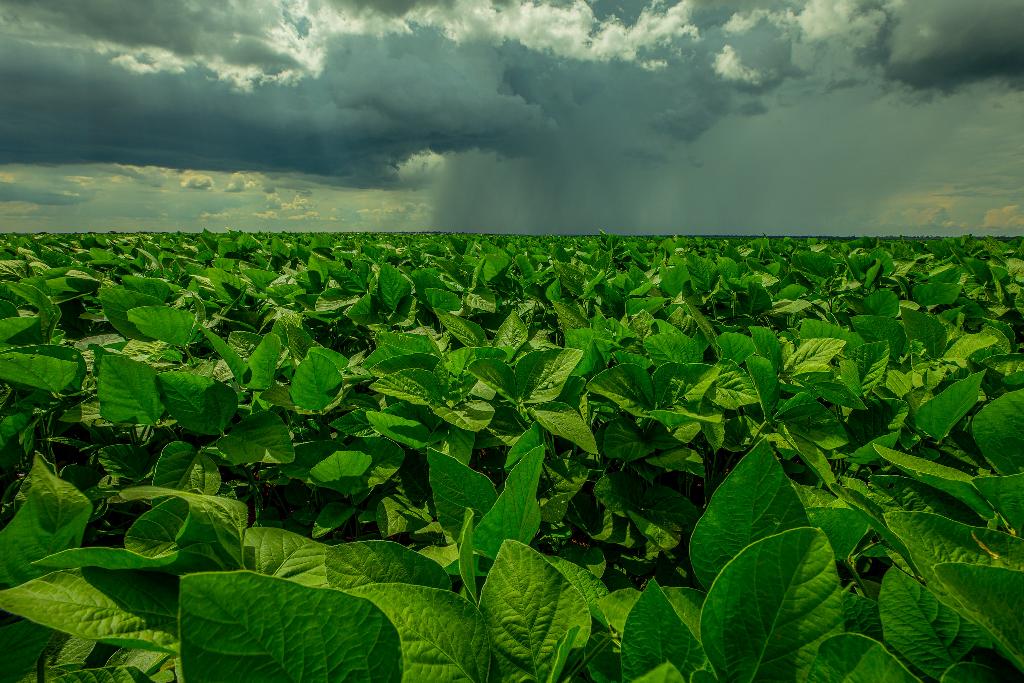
[0,34,549,186]
[879,0,1024,91]
[0,0,300,73]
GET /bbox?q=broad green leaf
[0,618,51,683]
[52,667,152,683]
[700,527,844,682]
[377,263,412,312]
[180,571,401,682]
[33,547,182,572]
[126,306,197,345]
[530,402,598,454]
[777,393,849,450]
[880,569,983,679]
[589,364,655,414]
[940,662,1008,683]
[201,327,246,382]
[365,410,431,448]
[0,346,83,392]
[629,663,687,683]
[216,410,295,464]
[244,527,328,587]
[884,511,1024,590]
[98,286,163,340]
[0,568,178,652]
[933,563,1024,673]
[245,332,282,389]
[437,312,487,347]
[746,354,779,414]
[544,555,610,625]
[876,445,993,519]
[152,441,221,494]
[786,338,846,374]
[97,354,163,424]
[0,456,91,586]
[427,449,498,539]
[325,540,451,590]
[689,440,808,588]
[974,473,1024,533]
[479,540,590,682]
[807,633,920,683]
[493,311,528,350]
[371,368,444,406]
[157,372,237,435]
[475,446,545,559]
[290,348,344,411]
[515,348,583,404]
[902,307,946,358]
[621,580,705,680]
[118,487,246,571]
[914,371,984,441]
[348,583,490,683]
[973,389,1024,474]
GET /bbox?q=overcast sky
[0,0,1022,234]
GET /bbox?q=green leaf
[629,663,687,683]
[377,263,412,313]
[530,402,598,454]
[180,570,401,683]
[975,473,1024,534]
[933,563,1024,673]
[914,282,962,307]
[588,364,655,415]
[786,338,846,375]
[973,389,1024,474]
[621,579,705,680]
[243,527,328,587]
[98,286,163,340]
[152,441,220,494]
[118,487,246,571]
[914,371,984,441]
[290,348,344,411]
[365,410,431,448]
[475,446,545,559]
[883,511,1024,592]
[437,312,487,347]
[325,540,451,590]
[746,354,780,414]
[52,667,152,683]
[700,527,844,682]
[201,327,247,382]
[0,346,83,392]
[0,619,51,683]
[348,583,491,683]
[876,445,993,519]
[807,633,920,683]
[244,332,282,390]
[427,449,497,539]
[515,348,583,404]
[479,540,590,682]
[216,411,294,464]
[689,440,808,588]
[880,569,983,679]
[903,307,946,358]
[0,568,178,652]
[0,456,91,586]
[458,509,478,603]
[157,372,237,435]
[940,662,1008,683]
[125,306,197,345]
[97,354,163,425]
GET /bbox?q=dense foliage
[1,232,1023,682]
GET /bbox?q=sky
[0,0,1022,235]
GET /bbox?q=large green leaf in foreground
[180,571,401,682]
[700,527,844,682]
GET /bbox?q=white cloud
[180,172,214,190]
[408,0,699,66]
[983,204,1024,230]
[713,44,763,85]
